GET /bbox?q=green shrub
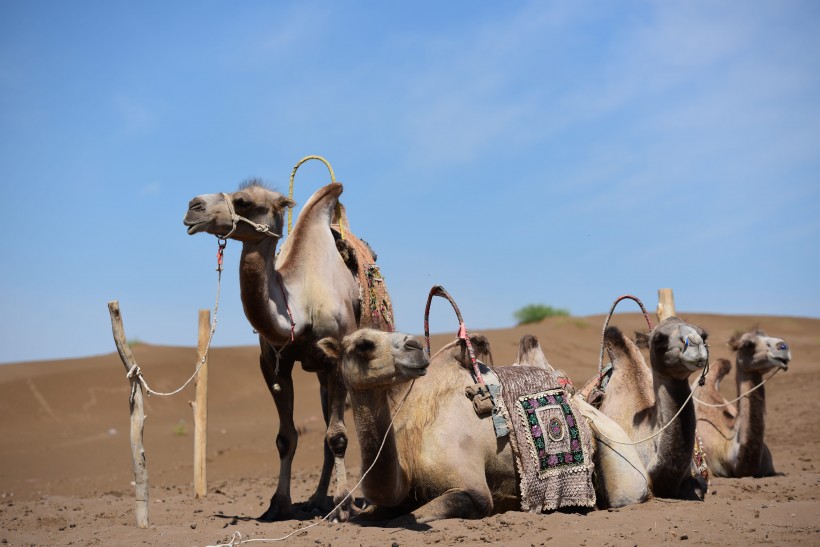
[514,304,570,325]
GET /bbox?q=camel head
[183,179,296,242]
[728,329,790,373]
[647,317,709,380]
[318,329,429,391]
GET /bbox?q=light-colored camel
[695,329,790,477]
[317,329,648,523]
[593,317,709,500]
[184,180,377,521]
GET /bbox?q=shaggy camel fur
[318,329,648,523]
[184,181,382,521]
[695,329,790,477]
[594,317,709,500]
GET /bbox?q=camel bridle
[217,192,283,241]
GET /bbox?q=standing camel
[183,180,390,521]
[593,317,709,500]
[317,329,649,523]
[695,329,790,477]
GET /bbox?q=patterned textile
[494,366,597,512]
[332,223,395,332]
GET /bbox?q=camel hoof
[257,493,295,522]
[327,491,356,523]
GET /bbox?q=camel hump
[470,334,493,366]
[515,334,553,371]
[604,326,631,355]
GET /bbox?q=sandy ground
[1,312,818,546]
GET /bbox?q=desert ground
[1,312,818,546]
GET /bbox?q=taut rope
[591,366,708,447]
[693,367,781,408]
[423,284,484,387]
[288,155,344,240]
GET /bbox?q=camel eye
[234,197,250,208]
[354,338,376,354]
[777,343,788,351]
[683,337,689,351]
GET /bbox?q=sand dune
[1,312,818,545]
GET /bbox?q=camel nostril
[405,338,422,351]
[188,198,205,212]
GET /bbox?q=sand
[1,312,818,546]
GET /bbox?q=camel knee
[276,432,297,458]
[414,488,493,523]
[326,429,348,458]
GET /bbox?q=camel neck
[733,368,767,473]
[653,375,696,450]
[238,238,295,342]
[348,388,409,506]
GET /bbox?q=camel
[317,329,648,523]
[183,180,390,521]
[592,317,709,500]
[695,329,790,477]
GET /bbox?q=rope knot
[126,364,141,380]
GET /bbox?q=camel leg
[309,367,354,522]
[403,487,493,524]
[258,344,298,521]
[755,444,778,477]
[309,371,334,509]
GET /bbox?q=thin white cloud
[112,95,157,137]
[139,182,161,196]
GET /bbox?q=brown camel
[183,180,389,521]
[317,329,648,523]
[593,317,709,500]
[695,329,790,477]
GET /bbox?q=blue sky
[1,1,818,363]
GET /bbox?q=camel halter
[217,192,283,241]
[423,284,485,388]
[287,155,345,240]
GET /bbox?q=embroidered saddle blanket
[493,366,597,512]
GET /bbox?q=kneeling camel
[318,329,649,523]
[695,328,790,477]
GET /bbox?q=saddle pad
[494,366,597,512]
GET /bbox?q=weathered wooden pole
[657,288,676,322]
[107,300,149,529]
[192,309,210,498]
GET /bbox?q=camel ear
[317,337,341,361]
[276,196,296,210]
[633,331,650,349]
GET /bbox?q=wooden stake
[657,288,676,322]
[193,309,210,498]
[107,300,149,529]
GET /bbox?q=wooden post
[107,301,149,529]
[192,309,210,498]
[657,288,676,322]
